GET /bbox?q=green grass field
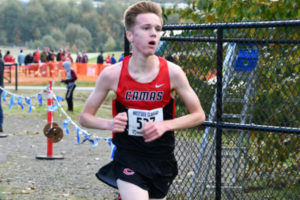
[2,88,115,121]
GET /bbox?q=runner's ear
[126,31,133,43]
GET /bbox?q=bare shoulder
[96,62,122,91]
[101,62,122,80]
[167,61,188,89]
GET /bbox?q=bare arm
[79,63,127,132]
[142,62,205,142]
[167,62,206,129]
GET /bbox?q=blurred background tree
[165,0,299,23]
[0,0,298,51]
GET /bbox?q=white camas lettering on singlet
[125,91,164,101]
[128,108,163,136]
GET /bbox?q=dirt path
[0,114,117,200]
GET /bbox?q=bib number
[128,108,163,136]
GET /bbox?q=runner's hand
[141,121,165,143]
[112,112,127,133]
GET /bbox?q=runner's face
[129,13,162,57]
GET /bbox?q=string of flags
[0,86,116,156]
[51,92,115,152]
[0,86,44,112]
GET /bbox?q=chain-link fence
[124,20,300,200]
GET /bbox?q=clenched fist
[112,112,128,133]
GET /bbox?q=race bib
[128,108,163,136]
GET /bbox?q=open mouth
[149,41,156,45]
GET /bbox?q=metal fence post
[216,27,224,200]
[15,63,18,91]
[124,29,130,56]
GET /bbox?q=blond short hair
[124,1,162,31]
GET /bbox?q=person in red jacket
[33,48,40,63]
[105,55,111,64]
[3,51,15,63]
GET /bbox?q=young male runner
[79,1,205,200]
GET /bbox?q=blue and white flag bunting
[92,137,99,148]
[17,96,24,110]
[81,137,99,148]
[62,118,71,134]
[37,93,43,106]
[49,102,58,112]
[0,85,114,151]
[76,127,81,144]
[2,91,7,102]
[25,97,32,113]
[55,96,64,102]
[0,86,44,111]
[105,138,116,158]
[8,95,15,110]
[82,130,91,140]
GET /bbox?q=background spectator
[67,51,73,63]
[3,51,15,63]
[17,49,25,65]
[97,51,104,64]
[118,53,124,62]
[105,54,110,64]
[76,52,83,63]
[47,49,55,61]
[40,47,49,63]
[24,53,33,65]
[33,47,40,63]
[61,53,77,112]
[110,54,116,64]
[82,53,88,63]
[56,48,64,61]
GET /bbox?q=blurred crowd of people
[96,50,123,65]
[0,47,74,66]
[0,47,126,66]
[23,47,74,65]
